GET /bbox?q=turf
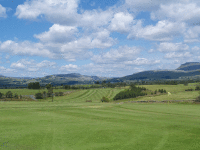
[1,101,200,150]
[1,85,200,149]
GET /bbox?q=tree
[28,82,41,89]
[64,85,70,89]
[46,83,52,90]
[35,93,43,99]
[43,91,47,99]
[46,83,53,102]
[101,96,109,102]
[0,92,3,99]
[14,93,18,99]
[59,92,64,96]
[55,92,59,96]
[6,91,13,98]
[95,81,100,84]
[102,80,106,85]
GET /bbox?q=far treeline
[26,79,198,90]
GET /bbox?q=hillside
[0,73,110,88]
[108,62,200,82]
[176,62,200,71]
[1,62,200,88]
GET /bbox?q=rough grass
[130,83,200,101]
[0,88,70,96]
[1,102,200,149]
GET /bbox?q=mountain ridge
[1,62,200,87]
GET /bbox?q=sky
[0,0,200,78]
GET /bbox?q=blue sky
[0,0,200,77]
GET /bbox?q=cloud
[157,42,189,52]
[184,26,200,42]
[34,24,78,43]
[124,58,160,65]
[91,45,141,64]
[164,52,192,58]
[125,0,193,12]
[60,64,78,72]
[11,62,26,69]
[0,40,55,58]
[60,29,116,52]
[128,20,186,41]
[15,0,80,25]
[151,3,200,25]
[79,8,114,29]
[10,59,57,72]
[108,12,134,33]
[0,4,7,18]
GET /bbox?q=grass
[1,84,200,149]
[0,88,71,96]
[1,102,200,149]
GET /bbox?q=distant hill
[176,62,200,71]
[107,62,200,82]
[1,62,200,88]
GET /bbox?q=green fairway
[1,101,200,150]
[1,85,200,149]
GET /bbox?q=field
[1,83,200,149]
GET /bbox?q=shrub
[35,93,43,99]
[64,85,70,89]
[59,92,64,96]
[185,89,194,91]
[195,86,200,91]
[6,91,13,98]
[47,92,52,97]
[55,92,59,96]
[184,82,188,86]
[101,97,109,102]
[195,95,200,102]
[0,92,3,99]
[154,90,157,94]
[151,92,153,95]
[14,93,18,99]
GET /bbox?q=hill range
[1,62,200,88]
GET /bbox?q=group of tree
[35,91,64,99]
[0,91,22,100]
[113,84,147,100]
[151,89,167,95]
[34,83,64,99]
[28,82,41,89]
[129,79,200,86]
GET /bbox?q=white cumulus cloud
[34,24,78,43]
[91,45,141,64]
[128,20,186,41]
[0,4,7,18]
[15,0,80,25]
[151,3,200,25]
[109,12,134,33]
[157,42,189,52]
